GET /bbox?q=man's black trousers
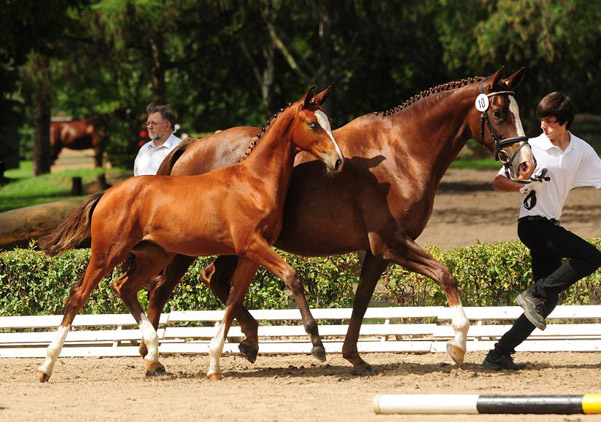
[495,217,601,355]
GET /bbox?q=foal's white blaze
[315,110,344,165]
[139,313,159,363]
[38,324,71,379]
[509,96,526,136]
[508,96,535,178]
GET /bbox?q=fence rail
[2,305,601,358]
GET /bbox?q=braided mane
[239,102,294,163]
[375,76,485,116]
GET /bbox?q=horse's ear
[500,67,525,90]
[311,86,332,106]
[484,66,505,92]
[302,85,317,108]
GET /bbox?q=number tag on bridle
[475,94,489,112]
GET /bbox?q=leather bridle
[478,78,531,183]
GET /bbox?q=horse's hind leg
[372,231,469,365]
[208,257,259,380]
[342,252,389,376]
[37,251,124,382]
[139,254,195,359]
[201,255,260,362]
[243,236,326,361]
[112,243,174,376]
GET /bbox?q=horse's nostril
[335,159,342,171]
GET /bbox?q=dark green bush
[2,240,601,316]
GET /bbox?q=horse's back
[168,126,259,176]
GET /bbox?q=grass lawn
[0,161,130,213]
[450,157,499,169]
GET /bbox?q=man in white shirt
[483,92,601,370]
[134,104,182,176]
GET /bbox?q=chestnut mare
[37,87,344,382]
[144,67,536,376]
[50,107,130,167]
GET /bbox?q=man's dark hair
[536,91,575,129]
[146,104,176,127]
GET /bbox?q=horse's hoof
[311,345,327,362]
[143,359,164,376]
[37,369,50,383]
[207,373,223,381]
[351,364,378,377]
[239,342,258,363]
[446,341,466,365]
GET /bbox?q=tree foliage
[2,0,601,172]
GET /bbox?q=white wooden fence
[2,305,601,358]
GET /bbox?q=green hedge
[2,240,601,316]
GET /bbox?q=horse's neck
[242,111,297,205]
[384,87,476,185]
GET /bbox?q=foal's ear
[500,67,526,90]
[302,85,317,108]
[311,86,332,106]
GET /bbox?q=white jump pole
[373,394,601,415]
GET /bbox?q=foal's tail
[38,193,104,256]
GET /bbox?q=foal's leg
[37,249,127,382]
[243,236,326,361]
[372,231,469,365]
[112,244,174,376]
[207,257,259,380]
[142,254,261,363]
[342,252,389,375]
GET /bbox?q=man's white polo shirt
[134,133,182,176]
[498,132,601,220]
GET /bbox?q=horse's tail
[156,138,196,176]
[38,193,104,256]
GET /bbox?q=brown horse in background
[37,86,344,382]
[145,67,536,376]
[50,107,131,167]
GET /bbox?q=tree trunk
[261,42,276,114]
[32,54,51,176]
[150,33,167,105]
[318,3,332,116]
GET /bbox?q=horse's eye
[308,121,317,130]
[493,108,505,120]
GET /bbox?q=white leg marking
[207,321,227,377]
[38,325,71,378]
[139,313,159,364]
[446,303,470,364]
[450,303,470,349]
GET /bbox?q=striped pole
[373,394,601,415]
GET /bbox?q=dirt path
[2,352,601,422]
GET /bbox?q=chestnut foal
[37,86,343,382]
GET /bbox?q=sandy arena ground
[2,153,601,421]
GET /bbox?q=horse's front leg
[245,236,325,361]
[207,258,259,380]
[375,232,469,365]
